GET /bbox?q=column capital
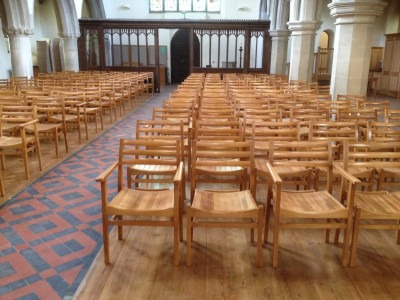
[328,0,387,25]
[287,20,322,35]
[2,26,33,37]
[59,32,81,39]
[269,29,291,39]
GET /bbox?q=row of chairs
[97,72,400,269]
[0,71,154,197]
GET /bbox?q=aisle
[0,86,175,299]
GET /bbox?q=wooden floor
[73,179,400,299]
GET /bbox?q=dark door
[171,29,200,84]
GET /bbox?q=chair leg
[54,128,59,159]
[174,213,179,266]
[99,109,104,130]
[264,185,273,244]
[63,126,69,153]
[272,214,280,268]
[117,215,123,240]
[186,205,192,266]
[350,207,361,267]
[103,217,110,265]
[397,220,400,244]
[0,169,5,197]
[22,146,29,179]
[256,205,264,267]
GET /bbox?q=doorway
[171,28,200,84]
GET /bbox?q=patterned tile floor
[0,86,174,299]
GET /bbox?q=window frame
[149,0,221,13]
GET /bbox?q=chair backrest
[0,105,38,135]
[366,121,400,142]
[194,119,244,141]
[192,139,254,171]
[342,141,400,170]
[385,109,400,123]
[269,140,333,192]
[136,119,185,161]
[118,139,181,191]
[251,121,300,142]
[309,121,359,143]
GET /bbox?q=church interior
[0,0,399,299]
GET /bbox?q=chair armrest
[19,119,39,128]
[96,161,119,182]
[333,162,361,185]
[174,161,184,183]
[266,162,282,184]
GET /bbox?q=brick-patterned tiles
[0,89,168,299]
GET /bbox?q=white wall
[30,0,59,66]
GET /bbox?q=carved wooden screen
[79,19,271,91]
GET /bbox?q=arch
[84,0,106,19]
[52,0,80,38]
[170,28,200,84]
[318,29,334,49]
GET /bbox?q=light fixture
[120,4,131,10]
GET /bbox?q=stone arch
[84,0,106,19]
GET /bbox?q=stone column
[328,0,387,98]
[61,35,80,71]
[270,30,290,74]
[288,0,322,81]
[6,28,34,78]
[261,0,290,75]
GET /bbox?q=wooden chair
[28,97,69,158]
[250,121,302,201]
[265,140,359,267]
[340,141,400,267]
[190,139,251,201]
[96,139,184,265]
[0,105,42,179]
[187,140,264,267]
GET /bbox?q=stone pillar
[288,0,322,81]
[270,30,290,74]
[61,36,80,71]
[6,29,34,78]
[328,0,387,99]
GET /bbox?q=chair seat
[106,188,174,216]
[192,189,258,218]
[26,123,63,132]
[275,190,348,219]
[197,163,244,175]
[0,135,35,147]
[320,165,372,178]
[355,191,400,219]
[69,107,98,114]
[131,164,177,174]
[378,168,400,175]
[255,159,308,176]
[51,114,78,122]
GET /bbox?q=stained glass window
[165,0,177,11]
[150,0,163,11]
[207,0,220,12]
[193,0,205,11]
[179,0,191,11]
[150,0,220,12]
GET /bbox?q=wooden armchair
[187,140,264,267]
[265,140,359,267]
[0,105,42,179]
[96,139,184,265]
[340,141,400,267]
[250,121,301,201]
[28,97,69,158]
